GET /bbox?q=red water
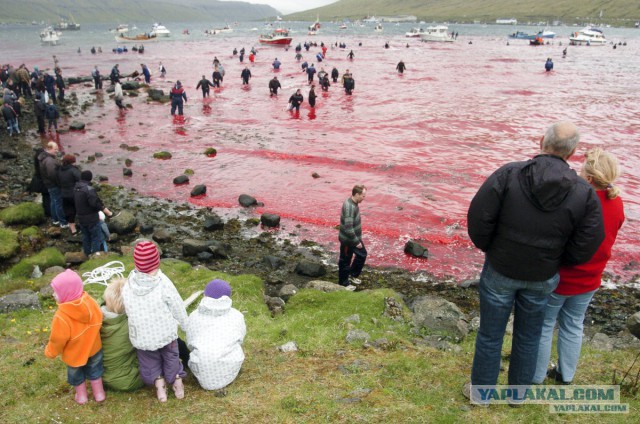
[21,34,640,282]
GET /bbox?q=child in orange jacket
[45,269,105,404]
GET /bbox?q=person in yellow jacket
[45,269,105,405]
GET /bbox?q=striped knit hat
[133,241,160,274]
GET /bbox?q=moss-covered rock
[7,247,65,278]
[0,203,45,226]
[184,169,194,176]
[0,228,19,259]
[20,226,41,238]
[153,151,172,160]
[204,148,217,157]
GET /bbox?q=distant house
[496,18,518,25]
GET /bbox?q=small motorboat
[569,27,607,46]
[420,25,454,43]
[150,23,171,37]
[529,37,545,45]
[259,28,292,45]
[115,33,158,43]
[110,24,129,34]
[405,28,424,38]
[40,27,61,44]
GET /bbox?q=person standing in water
[196,75,215,98]
[396,60,406,74]
[308,85,317,108]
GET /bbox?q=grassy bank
[0,256,638,423]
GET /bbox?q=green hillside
[286,0,640,27]
[0,0,279,24]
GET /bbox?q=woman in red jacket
[533,148,625,384]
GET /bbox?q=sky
[247,0,338,15]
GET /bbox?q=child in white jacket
[186,279,246,390]
[122,241,188,402]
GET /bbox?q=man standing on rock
[464,121,604,404]
[338,185,367,291]
[38,142,68,228]
[74,170,113,256]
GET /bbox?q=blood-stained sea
[7,26,640,282]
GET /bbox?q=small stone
[238,194,257,207]
[279,341,298,352]
[260,213,281,228]
[123,168,133,177]
[173,175,189,185]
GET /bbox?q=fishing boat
[420,25,454,43]
[308,16,321,35]
[529,36,545,46]
[509,29,555,40]
[40,27,61,44]
[115,33,158,43]
[54,17,80,31]
[258,28,292,45]
[405,28,424,37]
[569,27,607,46]
[150,23,171,37]
[205,24,233,35]
[110,24,130,34]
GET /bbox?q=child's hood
[197,295,232,317]
[58,293,99,323]
[127,269,162,296]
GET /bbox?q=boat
[258,28,292,45]
[54,17,80,31]
[339,23,348,29]
[40,27,61,44]
[529,37,545,46]
[115,33,158,43]
[420,25,454,43]
[362,16,378,23]
[110,24,130,34]
[405,27,424,37]
[374,23,383,32]
[509,29,555,40]
[205,25,233,35]
[569,27,607,46]
[308,16,321,35]
[150,23,170,37]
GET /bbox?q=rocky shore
[1,81,639,349]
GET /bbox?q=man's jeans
[47,186,67,225]
[338,243,367,286]
[533,289,597,384]
[471,260,559,386]
[79,222,103,256]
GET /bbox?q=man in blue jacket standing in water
[464,121,604,405]
[338,185,367,291]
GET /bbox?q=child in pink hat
[45,269,105,404]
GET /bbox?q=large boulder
[208,241,232,259]
[305,280,346,292]
[261,213,281,228]
[0,202,45,226]
[108,210,137,235]
[8,247,65,278]
[182,239,214,257]
[69,121,85,130]
[238,194,257,207]
[0,289,40,313]
[627,312,640,339]
[203,215,224,232]
[410,295,468,342]
[295,261,326,278]
[173,175,189,185]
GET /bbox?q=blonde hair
[103,278,126,314]
[582,148,621,200]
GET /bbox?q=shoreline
[1,79,638,339]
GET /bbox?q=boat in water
[569,27,607,46]
[40,27,61,44]
[405,28,425,38]
[420,25,454,43]
[110,24,130,34]
[374,23,383,32]
[509,29,555,40]
[258,28,292,45]
[54,17,80,31]
[308,17,321,35]
[115,33,158,43]
[205,25,233,35]
[150,23,171,37]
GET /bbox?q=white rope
[82,261,126,286]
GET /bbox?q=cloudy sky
[247,0,338,14]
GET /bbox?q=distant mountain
[286,0,640,26]
[0,0,280,23]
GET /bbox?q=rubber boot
[90,378,106,402]
[74,381,88,405]
[155,377,167,403]
[172,376,184,399]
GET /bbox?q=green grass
[0,255,638,423]
[4,247,65,282]
[0,202,45,227]
[0,228,19,260]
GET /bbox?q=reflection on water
[5,24,639,281]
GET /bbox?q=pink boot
[74,381,88,405]
[90,378,106,402]
[155,377,167,403]
[172,376,184,399]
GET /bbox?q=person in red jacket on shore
[534,147,625,385]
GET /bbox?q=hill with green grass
[286,0,640,27]
[0,0,279,24]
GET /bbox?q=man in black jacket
[74,170,113,255]
[465,121,604,403]
[38,142,67,228]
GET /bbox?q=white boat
[363,16,378,23]
[110,24,129,34]
[150,23,171,37]
[40,27,61,44]
[569,27,607,46]
[339,24,348,30]
[205,25,233,35]
[405,28,424,38]
[374,23,383,32]
[420,25,454,43]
